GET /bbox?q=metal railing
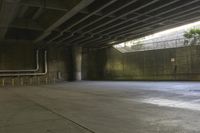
[116,38,200,53]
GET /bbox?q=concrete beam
[20,0,68,11]
[77,0,199,47]
[93,15,200,48]
[0,0,21,40]
[34,0,94,43]
[18,5,28,18]
[32,7,43,20]
[47,0,117,44]
[9,19,44,31]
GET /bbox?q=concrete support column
[73,47,82,81]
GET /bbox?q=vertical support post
[73,46,82,81]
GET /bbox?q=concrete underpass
[0,0,200,133]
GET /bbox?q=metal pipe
[0,50,39,73]
[0,51,47,77]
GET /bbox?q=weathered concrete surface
[1,81,200,133]
[0,42,72,86]
[83,46,200,80]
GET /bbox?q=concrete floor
[1,81,200,133]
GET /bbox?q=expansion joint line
[13,92,96,133]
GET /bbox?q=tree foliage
[184,29,200,39]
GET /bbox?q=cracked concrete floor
[0,81,200,133]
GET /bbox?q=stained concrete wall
[83,45,200,81]
[0,42,72,86]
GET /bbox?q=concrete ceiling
[0,0,200,49]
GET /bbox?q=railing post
[45,78,48,84]
[12,79,15,87]
[2,79,4,87]
[37,77,40,85]
[20,78,23,86]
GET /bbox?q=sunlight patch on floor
[142,98,200,111]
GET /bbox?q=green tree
[184,28,200,45]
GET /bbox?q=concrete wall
[83,45,200,81]
[0,42,72,86]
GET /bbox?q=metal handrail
[124,38,199,52]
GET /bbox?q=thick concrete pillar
[72,47,82,81]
